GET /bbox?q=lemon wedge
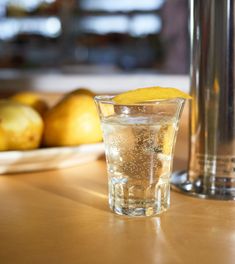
[113,86,191,104]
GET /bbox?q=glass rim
[94,95,185,106]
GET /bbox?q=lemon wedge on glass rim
[113,86,191,104]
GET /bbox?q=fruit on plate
[0,100,44,151]
[10,91,49,116]
[43,88,102,147]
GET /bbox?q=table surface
[0,104,235,264]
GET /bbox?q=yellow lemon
[43,88,102,147]
[113,86,191,104]
[10,91,49,116]
[0,100,44,151]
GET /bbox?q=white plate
[0,143,104,174]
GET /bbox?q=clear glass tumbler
[95,96,185,216]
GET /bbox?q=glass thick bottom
[109,181,170,216]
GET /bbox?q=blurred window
[79,0,165,12]
[0,0,189,73]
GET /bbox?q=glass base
[109,182,170,217]
[171,171,235,200]
[111,205,168,217]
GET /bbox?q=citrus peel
[113,86,191,104]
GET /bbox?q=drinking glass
[95,95,185,216]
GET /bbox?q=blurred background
[0,0,189,92]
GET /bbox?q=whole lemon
[43,89,102,147]
[10,91,49,116]
[0,100,44,151]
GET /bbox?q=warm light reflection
[153,217,161,233]
[75,186,108,200]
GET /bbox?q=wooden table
[0,106,235,264]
